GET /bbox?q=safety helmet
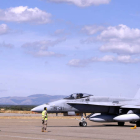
[44,107,47,110]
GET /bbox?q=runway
[0,115,140,140]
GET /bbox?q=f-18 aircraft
[31,89,140,127]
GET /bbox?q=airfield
[0,113,140,140]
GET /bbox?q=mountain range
[0,94,65,105]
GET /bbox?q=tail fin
[134,88,140,99]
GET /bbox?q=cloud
[68,55,140,67]
[54,29,65,35]
[0,24,9,35]
[22,38,66,50]
[92,55,114,62]
[96,24,140,55]
[46,0,111,7]
[51,29,70,37]
[0,42,14,48]
[78,24,140,67]
[68,55,115,67]
[117,55,140,63]
[0,6,52,24]
[81,25,105,35]
[22,38,66,57]
[82,24,140,54]
[67,59,89,67]
[98,24,140,41]
[32,50,65,57]
[100,42,140,55]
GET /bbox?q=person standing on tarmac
[42,107,48,132]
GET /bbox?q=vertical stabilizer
[134,88,140,99]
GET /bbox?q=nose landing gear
[76,113,87,127]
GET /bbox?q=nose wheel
[76,113,87,127]
[79,121,87,127]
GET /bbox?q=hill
[0,94,65,105]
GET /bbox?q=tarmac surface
[0,113,41,117]
[0,114,140,140]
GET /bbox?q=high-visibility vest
[42,110,48,120]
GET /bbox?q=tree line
[0,105,36,111]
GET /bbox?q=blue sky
[0,0,140,98]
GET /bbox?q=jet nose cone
[31,104,49,113]
[31,107,38,112]
[31,108,36,112]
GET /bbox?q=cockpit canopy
[64,93,93,99]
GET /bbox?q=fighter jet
[31,89,140,127]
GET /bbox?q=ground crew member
[42,107,48,132]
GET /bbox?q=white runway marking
[0,135,55,140]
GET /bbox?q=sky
[0,0,140,98]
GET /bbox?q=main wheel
[82,121,87,127]
[118,122,125,126]
[136,121,140,127]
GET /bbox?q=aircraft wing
[68,102,140,110]
[67,101,123,107]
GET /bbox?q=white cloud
[99,24,140,41]
[117,55,140,63]
[68,59,88,67]
[100,42,140,55]
[47,0,111,7]
[81,25,105,35]
[0,42,14,48]
[91,55,114,62]
[22,38,66,57]
[0,24,9,35]
[68,55,114,67]
[97,24,140,55]
[68,55,140,67]
[22,38,66,50]
[54,29,64,35]
[0,6,52,24]
[34,50,65,57]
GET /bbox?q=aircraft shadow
[89,124,135,127]
[44,124,135,127]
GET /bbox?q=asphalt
[0,113,41,117]
[0,115,140,140]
